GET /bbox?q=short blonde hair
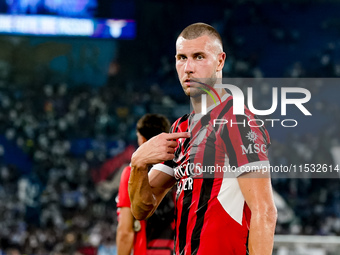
[178,22,223,51]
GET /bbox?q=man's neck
[190,88,228,113]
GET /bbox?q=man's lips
[184,79,199,86]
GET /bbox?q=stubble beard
[183,76,217,98]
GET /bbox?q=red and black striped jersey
[152,93,271,255]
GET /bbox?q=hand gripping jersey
[152,94,271,255]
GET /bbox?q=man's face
[175,35,225,97]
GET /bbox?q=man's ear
[141,135,148,144]
[216,52,226,72]
[137,131,148,146]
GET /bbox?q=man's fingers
[165,132,190,140]
[167,147,176,154]
[164,153,175,161]
[167,141,178,148]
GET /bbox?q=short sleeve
[117,166,131,208]
[150,163,174,177]
[220,113,270,176]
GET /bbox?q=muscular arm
[129,166,176,220]
[238,170,277,255]
[128,132,189,220]
[116,207,134,255]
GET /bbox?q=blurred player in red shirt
[116,114,174,255]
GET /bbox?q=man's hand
[131,132,190,169]
[129,132,189,220]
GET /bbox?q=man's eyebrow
[175,52,206,58]
[193,52,206,56]
[175,53,186,58]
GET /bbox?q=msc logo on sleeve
[241,131,267,155]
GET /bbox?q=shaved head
[177,23,223,53]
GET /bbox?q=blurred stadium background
[0,0,339,254]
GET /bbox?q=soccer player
[116,113,173,255]
[128,23,277,255]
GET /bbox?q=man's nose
[184,59,194,74]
